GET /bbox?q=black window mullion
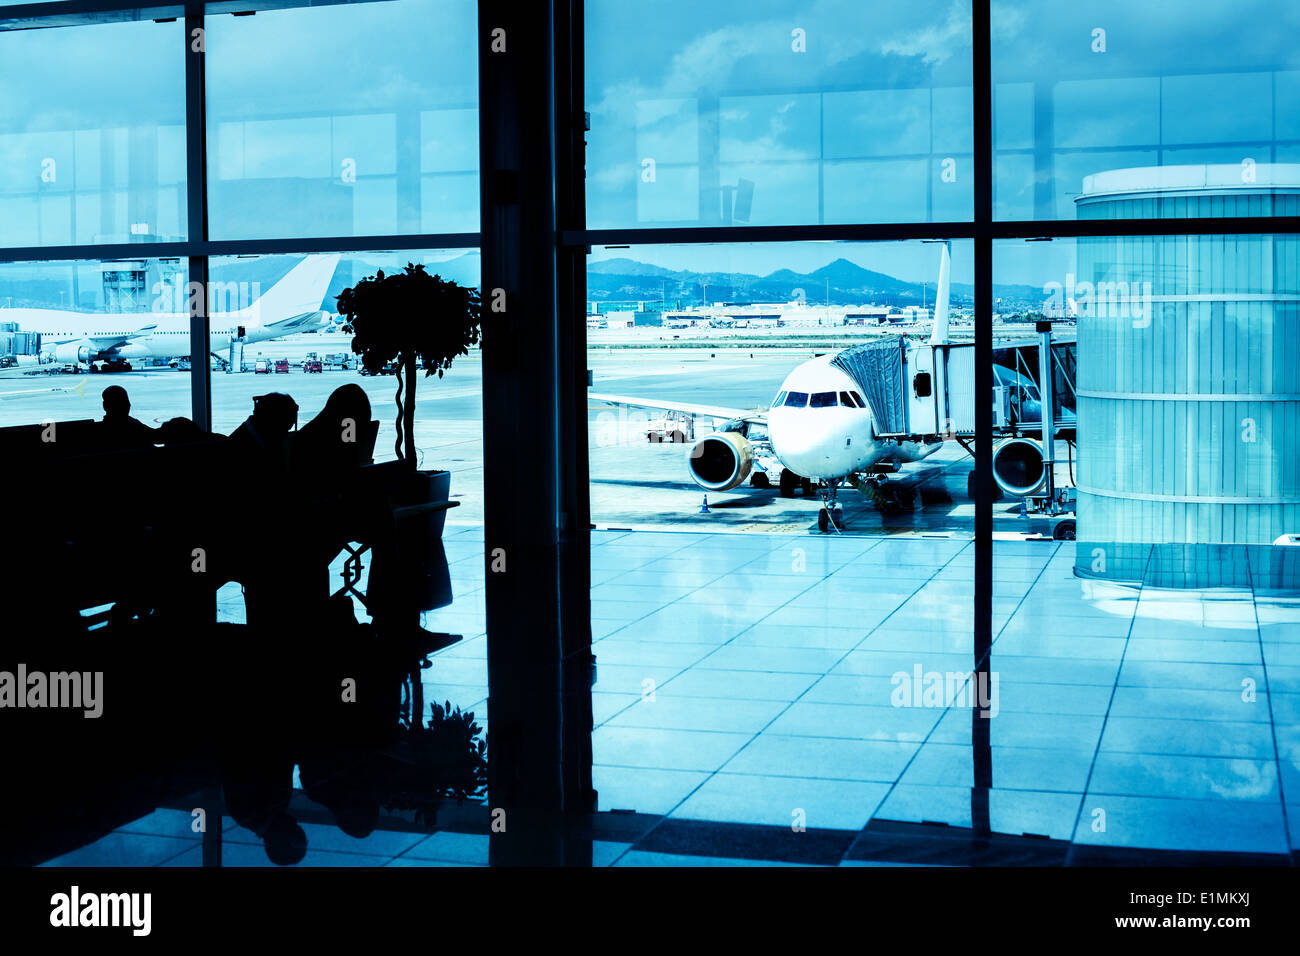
[972,0,994,835]
[184,1,210,432]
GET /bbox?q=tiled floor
[48,527,1300,865]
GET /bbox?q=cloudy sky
[1,0,1296,289]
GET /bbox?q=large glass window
[585,0,973,228]
[0,20,186,247]
[585,240,978,821]
[205,0,479,240]
[992,1,1300,220]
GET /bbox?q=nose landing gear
[817,479,844,533]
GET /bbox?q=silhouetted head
[157,416,208,445]
[321,383,371,428]
[251,392,299,437]
[101,385,130,418]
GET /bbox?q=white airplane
[0,254,340,371]
[590,243,1070,533]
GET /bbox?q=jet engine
[992,437,1046,496]
[53,340,95,365]
[686,431,754,491]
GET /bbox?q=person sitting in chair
[228,392,298,472]
[98,385,157,450]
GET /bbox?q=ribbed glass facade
[1074,166,1300,585]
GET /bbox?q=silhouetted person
[157,416,224,446]
[291,383,373,478]
[228,392,298,472]
[98,385,156,450]
[227,393,300,629]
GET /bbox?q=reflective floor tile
[670,773,890,830]
[876,784,1081,841]
[592,691,641,724]
[1109,685,1269,723]
[766,701,940,743]
[591,640,717,669]
[1088,753,1280,802]
[1072,793,1289,855]
[1099,716,1275,759]
[162,843,391,867]
[592,766,711,814]
[614,851,817,867]
[898,743,1094,792]
[1117,659,1265,690]
[722,733,919,782]
[802,674,906,707]
[985,681,1114,717]
[928,709,1105,751]
[980,655,1119,686]
[223,821,430,857]
[40,832,198,867]
[592,662,693,696]
[992,633,1127,660]
[593,726,752,772]
[1123,638,1262,665]
[607,695,787,733]
[699,644,847,675]
[402,831,490,865]
[831,649,984,677]
[659,667,820,701]
[732,623,870,650]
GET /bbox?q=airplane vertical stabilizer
[241,254,341,324]
[929,240,951,346]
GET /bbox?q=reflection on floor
[44,527,1300,866]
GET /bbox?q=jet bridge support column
[1036,319,1055,501]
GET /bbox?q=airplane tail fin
[245,254,341,325]
[928,241,951,346]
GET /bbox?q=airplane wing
[588,392,766,425]
[261,310,329,334]
[87,324,158,352]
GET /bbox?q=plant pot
[419,469,452,539]
[394,469,453,612]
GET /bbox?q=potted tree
[336,264,481,609]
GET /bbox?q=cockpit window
[849,391,866,408]
[783,391,809,407]
[839,391,855,408]
[770,390,787,409]
[810,391,838,407]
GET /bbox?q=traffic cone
[699,495,710,514]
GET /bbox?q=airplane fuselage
[767,353,941,481]
[0,308,316,364]
[0,253,340,367]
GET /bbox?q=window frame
[4,0,1297,824]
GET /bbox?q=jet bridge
[832,326,1082,536]
[831,337,978,439]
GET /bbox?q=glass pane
[0,19,186,247]
[586,1,973,228]
[992,1,1300,220]
[586,240,984,830]
[994,230,1298,855]
[207,248,485,695]
[0,256,192,429]
[206,0,478,240]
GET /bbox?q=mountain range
[587,257,1043,310]
[0,253,1045,313]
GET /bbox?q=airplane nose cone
[770,410,840,478]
